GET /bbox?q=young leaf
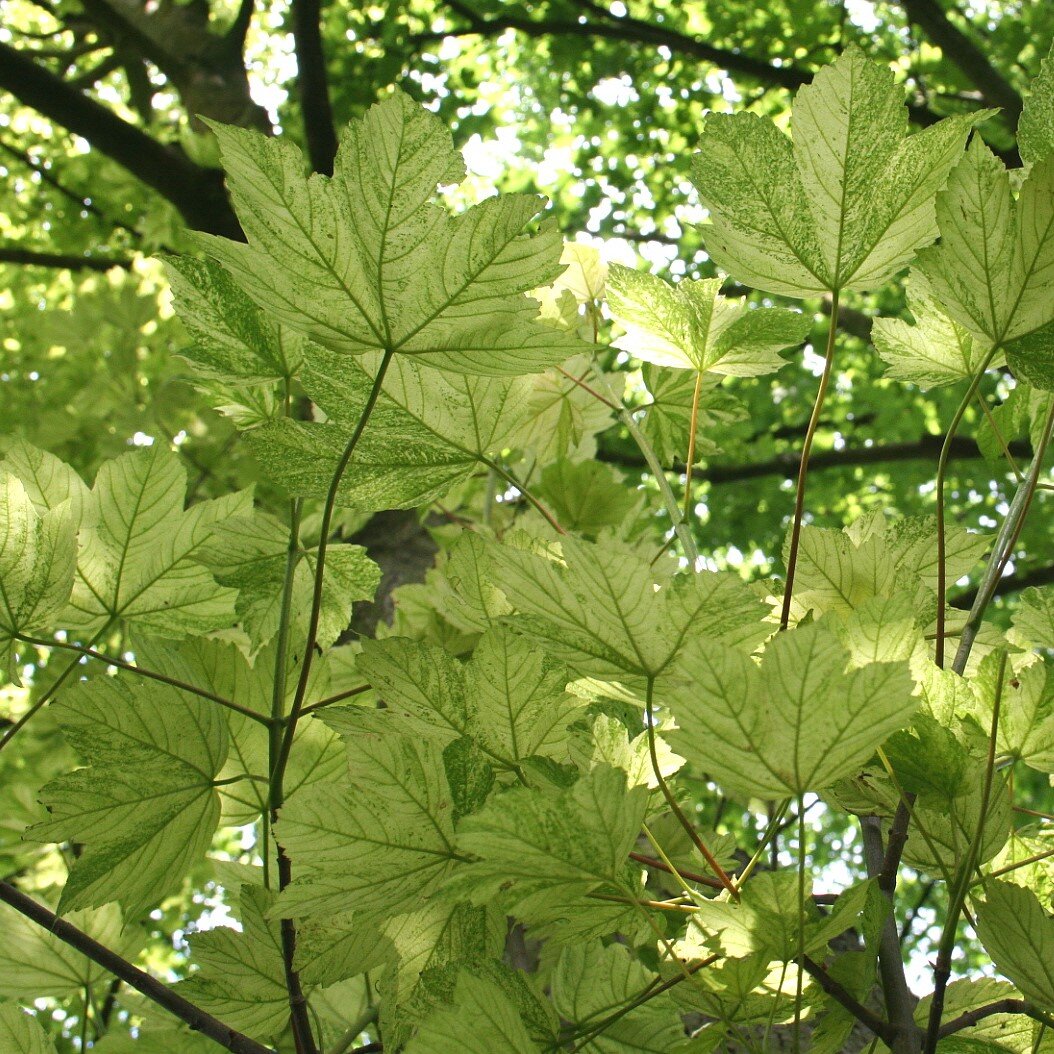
[0,1004,57,1054]
[404,971,540,1054]
[274,718,466,921]
[29,676,229,917]
[668,622,916,799]
[63,446,244,638]
[872,273,999,388]
[691,44,980,295]
[607,267,808,376]
[194,91,586,375]
[489,536,768,681]
[976,881,1054,1010]
[638,365,746,465]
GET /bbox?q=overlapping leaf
[872,274,999,388]
[0,1004,57,1054]
[30,676,228,917]
[1020,41,1054,166]
[165,254,303,383]
[178,885,291,1039]
[447,765,648,939]
[63,446,243,637]
[0,901,141,998]
[487,536,768,682]
[357,626,581,768]
[668,622,916,799]
[195,90,587,376]
[248,342,535,509]
[0,473,77,673]
[552,942,690,1053]
[405,972,540,1053]
[275,717,470,921]
[199,508,379,653]
[691,45,980,295]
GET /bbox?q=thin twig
[780,296,839,630]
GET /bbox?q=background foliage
[2,0,1054,1052]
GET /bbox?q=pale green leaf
[977,881,1054,1010]
[199,509,379,653]
[971,654,1054,773]
[1010,585,1054,649]
[536,460,638,536]
[0,439,90,525]
[64,446,244,637]
[607,267,807,375]
[404,971,540,1054]
[356,626,581,767]
[902,772,1011,874]
[0,1004,57,1054]
[178,885,290,1039]
[691,45,979,295]
[304,345,533,461]
[489,536,769,682]
[1020,42,1054,166]
[669,622,917,798]
[194,91,586,375]
[448,765,648,938]
[245,416,477,511]
[129,634,344,827]
[274,718,464,920]
[872,273,998,388]
[30,676,228,917]
[507,355,618,463]
[687,873,870,962]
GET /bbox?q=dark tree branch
[898,0,1023,126]
[600,435,1029,484]
[421,0,1000,150]
[291,0,338,175]
[937,998,1054,1039]
[800,955,895,1044]
[0,246,134,270]
[0,881,276,1054]
[426,2,813,89]
[0,41,241,238]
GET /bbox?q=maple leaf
[193,91,588,376]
